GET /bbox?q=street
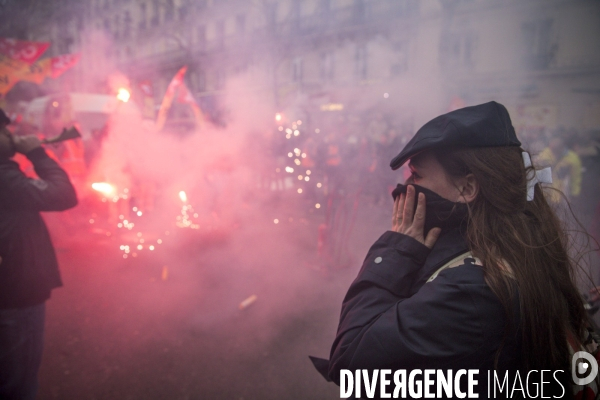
[37,197,390,400]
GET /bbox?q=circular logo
[572,351,599,386]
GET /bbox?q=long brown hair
[435,146,589,372]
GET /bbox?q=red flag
[0,38,49,65]
[50,53,80,78]
[156,66,187,130]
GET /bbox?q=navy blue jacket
[0,147,78,308]
[313,227,523,398]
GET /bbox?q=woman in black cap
[312,102,597,399]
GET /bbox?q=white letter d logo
[572,351,599,386]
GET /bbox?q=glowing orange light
[92,182,116,197]
[117,88,130,102]
[179,191,188,203]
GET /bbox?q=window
[196,0,207,11]
[151,0,160,27]
[291,0,301,29]
[352,0,369,23]
[139,3,147,31]
[521,19,556,70]
[216,70,226,90]
[292,57,303,82]
[439,32,476,69]
[355,45,367,80]
[216,20,225,48]
[236,14,246,35]
[319,0,331,14]
[165,0,174,22]
[178,0,190,21]
[266,3,277,29]
[189,70,206,92]
[197,25,206,50]
[114,14,121,39]
[390,41,408,76]
[123,11,132,39]
[320,52,334,81]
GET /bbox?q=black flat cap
[0,109,10,128]
[390,101,520,170]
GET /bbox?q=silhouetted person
[0,109,78,400]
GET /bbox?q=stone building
[20,0,600,131]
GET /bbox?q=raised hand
[392,185,441,249]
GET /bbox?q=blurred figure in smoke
[0,109,78,400]
[538,135,582,203]
[312,102,598,398]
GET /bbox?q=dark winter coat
[0,147,77,309]
[312,186,525,398]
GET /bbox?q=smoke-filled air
[0,0,599,399]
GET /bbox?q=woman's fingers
[392,193,405,231]
[402,185,415,225]
[396,187,441,248]
[397,193,405,224]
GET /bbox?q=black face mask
[391,184,469,234]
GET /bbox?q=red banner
[50,53,80,78]
[0,38,49,65]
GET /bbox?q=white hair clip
[522,152,552,201]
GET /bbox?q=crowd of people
[254,107,600,272]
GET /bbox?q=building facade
[21,0,600,132]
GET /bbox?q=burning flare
[117,88,130,103]
[92,182,116,197]
[179,191,187,203]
